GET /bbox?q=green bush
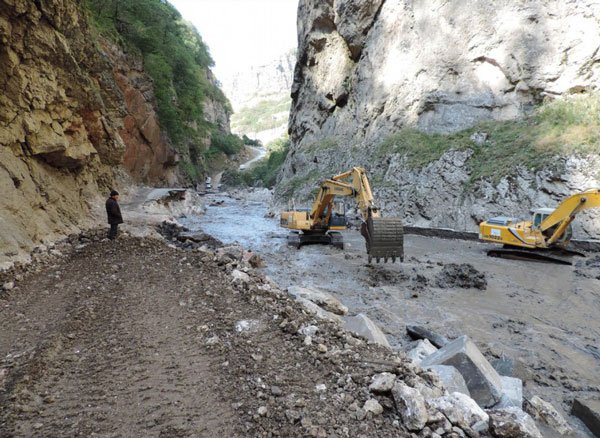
[377,93,600,183]
[223,136,290,188]
[210,132,244,156]
[85,0,231,178]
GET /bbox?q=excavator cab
[532,208,573,243]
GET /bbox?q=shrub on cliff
[85,0,231,175]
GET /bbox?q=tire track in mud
[0,240,236,437]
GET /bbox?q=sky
[169,0,299,80]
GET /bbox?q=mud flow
[180,191,600,434]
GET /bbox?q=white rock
[287,285,348,315]
[234,319,261,333]
[363,398,384,415]
[369,372,396,393]
[342,313,390,348]
[524,396,573,436]
[298,324,319,337]
[315,383,327,392]
[392,381,428,431]
[257,406,268,416]
[428,392,489,432]
[295,297,342,323]
[406,339,438,365]
[231,269,251,285]
[2,282,14,291]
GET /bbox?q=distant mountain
[222,50,296,111]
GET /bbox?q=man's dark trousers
[109,224,118,239]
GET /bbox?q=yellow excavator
[479,188,600,264]
[280,167,404,263]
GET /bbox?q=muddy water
[183,192,599,435]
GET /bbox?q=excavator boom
[280,167,404,263]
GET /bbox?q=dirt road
[182,190,600,435]
[0,232,431,437]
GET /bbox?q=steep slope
[280,0,600,237]
[0,0,232,265]
[225,50,295,143]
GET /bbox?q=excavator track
[487,247,585,265]
[363,217,404,263]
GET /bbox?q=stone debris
[421,335,503,407]
[406,325,450,348]
[287,286,348,315]
[363,398,384,416]
[234,319,262,334]
[2,281,15,291]
[342,313,391,348]
[425,365,470,397]
[495,376,523,409]
[298,325,318,337]
[392,381,429,431]
[435,263,487,290]
[571,398,600,437]
[524,395,573,436]
[488,407,543,438]
[407,339,438,365]
[427,392,489,432]
[231,269,251,285]
[295,297,342,323]
[368,372,396,393]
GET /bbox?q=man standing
[106,190,123,240]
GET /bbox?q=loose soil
[0,234,423,437]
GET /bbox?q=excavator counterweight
[280,167,404,263]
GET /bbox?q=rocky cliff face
[222,51,295,111]
[281,0,600,237]
[0,0,229,265]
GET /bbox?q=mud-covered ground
[181,190,600,436]
[0,232,432,437]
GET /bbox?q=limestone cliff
[281,0,600,237]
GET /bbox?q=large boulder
[524,396,573,436]
[343,313,390,348]
[420,335,503,407]
[571,398,600,437]
[287,286,348,315]
[425,365,470,397]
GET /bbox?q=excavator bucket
[361,216,404,263]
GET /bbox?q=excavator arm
[541,189,600,246]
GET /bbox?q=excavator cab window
[532,213,550,229]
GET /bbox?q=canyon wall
[0,0,229,265]
[281,0,600,237]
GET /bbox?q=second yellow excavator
[280,167,404,263]
[479,188,600,264]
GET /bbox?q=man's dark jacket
[106,197,123,225]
